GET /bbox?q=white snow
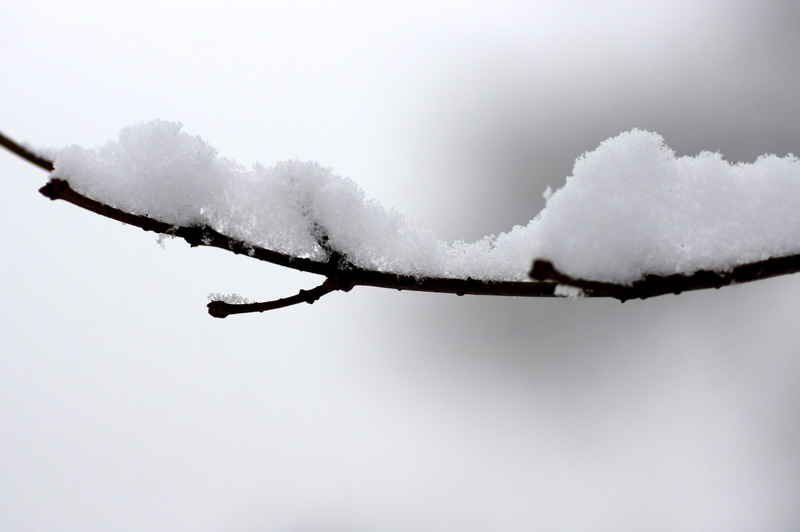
[554,284,584,299]
[530,129,800,283]
[208,293,252,304]
[52,122,800,284]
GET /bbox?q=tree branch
[39,178,331,276]
[1,132,563,313]
[6,129,799,314]
[37,177,561,299]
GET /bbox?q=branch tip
[39,178,69,200]
[0,131,55,172]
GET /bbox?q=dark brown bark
[0,131,54,172]
[207,280,338,317]
[530,254,800,301]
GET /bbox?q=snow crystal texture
[52,122,800,284]
[530,129,800,283]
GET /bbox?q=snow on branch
[529,129,800,285]
[2,122,799,316]
[32,173,560,315]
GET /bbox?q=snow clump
[52,121,800,284]
[529,129,800,283]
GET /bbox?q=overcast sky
[2,1,800,530]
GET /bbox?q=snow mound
[530,129,800,283]
[52,122,800,284]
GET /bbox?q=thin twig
[208,280,338,317]
[0,131,54,171]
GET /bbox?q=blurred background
[2,1,799,529]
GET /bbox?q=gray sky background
[2,1,800,529]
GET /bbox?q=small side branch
[207,279,339,318]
